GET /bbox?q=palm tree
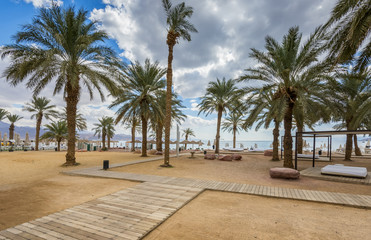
[22,96,58,151]
[198,78,240,154]
[162,0,198,166]
[327,69,371,160]
[0,109,9,121]
[59,107,87,132]
[151,90,186,153]
[239,26,330,168]
[324,0,370,71]
[121,114,141,152]
[182,128,195,150]
[106,117,115,149]
[6,114,23,140]
[41,121,68,151]
[92,116,111,150]
[243,89,285,161]
[1,6,121,165]
[110,59,166,157]
[222,111,245,149]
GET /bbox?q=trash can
[103,160,109,170]
[94,146,97,151]
[204,150,207,155]
[318,150,322,155]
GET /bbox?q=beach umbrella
[240,143,244,148]
[207,140,211,146]
[198,140,203,146]
[225,143,229,147]
[366,140,371,147]
[303,140,307,147]
[15,134,20,145]
[254,143,258,149]
[320,144,323,149]
[3,133,8,142]
[213,139,216,145]
[339,144,342,150]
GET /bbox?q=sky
[0,0,338,142]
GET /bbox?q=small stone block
[270,167,300,179]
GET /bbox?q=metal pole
[281,136,283,160]
[327,136,329,157]
[176,124,180,158]
[330,136,332,162]
[295,132,298,170]
[312,134,316,167]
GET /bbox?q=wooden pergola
[294,130,371,170]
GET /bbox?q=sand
[1,150,370,239]
[145,191,371,240]
[0,150,144,230]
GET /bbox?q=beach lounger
[297,154,319,159]
[321,164,368,178]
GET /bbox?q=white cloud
[23,0,63,8]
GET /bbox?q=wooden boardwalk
[301,167,371,185]
[0,182,203,240]
[1,156,370,239]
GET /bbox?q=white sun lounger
[321,164,368,178]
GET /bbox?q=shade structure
[366,140,371,147]
[170,140,177,144]
[147,139,156,144]
[207,140,211,146]
[15,134,21,145]
[198,140,203,146]
[303,140,307,147]
[126,140,142,143]
[180,140,191,144]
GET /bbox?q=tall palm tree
[151,90,186,153]
[92,116,111,150]
[239,26,330,168]
[182,128,195,150]
[22,96,58,151]
[198,78,240,154]
[6,114,23,140]
[324,0,370,71]
[41,121,68,151]
[243,89,285,161]
[162,0,197,166]
[59,107,87,132]
[0,109,9,121]
[110,59,166,157]
[327,69,371,160]
[1,6,121,165]
[222,111,244,149]
[106,117,115,149]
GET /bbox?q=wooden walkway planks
[0,182,203,240]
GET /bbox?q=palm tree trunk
[345,134,353,160]
[272,119,280,161]
[185,135,188,150]
[107,136,111,150]
[65,83,79,165]
[102,132,106,149]
[35,116,42,151]
[297,123,303,154]
[283,98,295,168]
[9,124,14,140]
[233,127,236,148]
[131,123,136,152]
[354,134,362,156]
[163,41,175,166]
[215,107,223,154]
[57,140,61,151]
[156,123,163,152]
[141,115,148,157]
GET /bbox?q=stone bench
[270,167,300,179]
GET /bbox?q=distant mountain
[0,121,133,141]
[0,121,42,139]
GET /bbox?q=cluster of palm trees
[0,0,369,168]
[0,96,88,152]
[198,0,370,167]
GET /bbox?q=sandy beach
[0,150,370,239]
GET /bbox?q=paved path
[301,167,371,185]
[1,156,370,239]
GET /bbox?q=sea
[116,135,371,151]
